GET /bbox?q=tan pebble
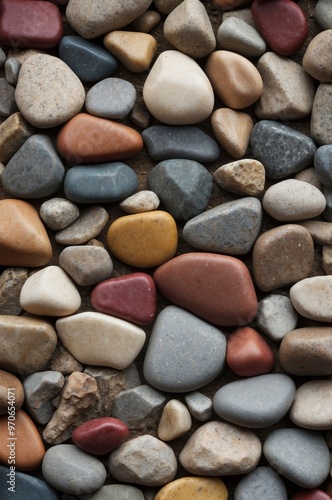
[303,29,332,82]
[298,220,332,245]
[7,48,44,64]
[0,267,28,315]
[155,476,228,499]
[0,369,24,414]
[104,31,157,73]
[290,276,332,322]
[131,10,161,32]
[213,159,265,196]
[211,108,253,158]
[0,112,34,164]
[45,344,83,375]
[290,380,332,430]
[158,399,192,441]
[295,167,322,191]
[120,190,160,213]
[323,245,332,274]
[154,0,183,14]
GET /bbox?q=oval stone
[40,198,79,231]
[72,417,129,455]
[85,78,136,119]
[0,464,59,500]
[155,477,228,500]
[311,83,332,146]
[290,276,332,322]
[0,369,24,414]
[302,30,332,83]
[55,206,108,245]
[290,380,332,430]
[234,466,287,500]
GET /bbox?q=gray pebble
[234,466,287,500]
[184,391,212,421]
[314,0,332,29]
[311,83,332,145]
[59,245,113,286]
[217,17,266,58]
[314,145,332,187]
[40,198,80,231]
[23,371,65,425]
[89,485,145,500]
[85,78,136,119]
[4,58,21,85]
[255,294,298,341]
[55,206,109,245]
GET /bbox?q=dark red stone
[71,417,129,455]
[251,0,308,56]
[291,489,331,500]
[0,0,63,49]
[91,273,157,326]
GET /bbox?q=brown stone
[303,29,332,83]
[0,369,24,414]
[104,31,157,73]
[131,10,162,32]
[322,245,332,274]
[0,112,34,164]
[45,343,83,375]
[213,159,265,196]
[211,108,254,158]
[0,267,28,315]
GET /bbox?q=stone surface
[314,0,332,29]
[322,245,332,274]
[24,371,64,425]
[120,190,160,214]
[0,267,28,315]
[46,343,83,375]
[0,112,34,164]
[158,399,192,441]
[213,159,265,196]
[299,220,332,245]
[155,0,183,14]
[5,58,21,85]
[0,369,24,414]
[155,477,228,500]
[131,10,162,32]
[40,198,79,231]
[303,30,332,82]
[311,84,332,145]
[234,466,287,500]
[295,167,322,191]
[86,78,136,119]
[0,79,17,117]
[184,392,212,422]
[314,145,332,187]
[211,108,254,158]
[0,465,59,500]
[104,31,157,73]
[59,245,113,287]
[89,485,145,500]
[55,205,109,245]
[290,380,332,430]
[255,294,298,342]
[217,17,266,57]
[290,276,332,322]
[72,417,129,455]
[222,7,256,26]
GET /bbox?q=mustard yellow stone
[155,477,228,499]
[107,210,178,268]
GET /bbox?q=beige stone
[120,190,160,214]
[213,159,265,196]
[0,112,34,164]
[303,29,332,82]
[45,343,83,375]
[290,380,332,430]
[104,31,157,73]
[290,276,332,322]
[154,0,183,14]
[158,399,192,441]
[0,267,28,315]
[131,10,161,32]
[211,108,253,158]
[0,369,24,414]
[295,167,323,191]
[298,220,332,245]
[323,245,332,274]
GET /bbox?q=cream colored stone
[290,276,332,322]
[211,108,253,158]
[303,29,332,82]
[298,220,332,245]
[104,31,157,73]
[295,167,322,191]
[323,245,332,274]
[120,190,160,213]
[213,159,265,196]
[290,380,332,430]
[158,399,192,441]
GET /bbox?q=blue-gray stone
[142,125,220,162]
[143,305,226,393]
[183,197,262,255]
[59,36,118,83]
[0,464,60,500]
[148,159,212,220]
[314,0,332,29]
[250,120,317,179]
[213,374,296,428]
[64,162,138,203]
[85,78,136,119]
[0,47,6,68]
[263,428,330,488]
[1,135,65,198]
[322,185,332,221]
[0,78,17,117]
[314,145,332,187]
[234,466,287,500]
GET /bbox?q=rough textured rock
[23,371,65,425]
[0,267,28,315]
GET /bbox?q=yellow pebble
[155,476,228,499]
[103,31,157,72]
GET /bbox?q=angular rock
[23,371,65,425]
[184,392,212,422]
[0,112,34,164]
[55,205,108,245]
[0,369,24,414]
[211,108,254,159]
[72,417,129,455]
[303,30,332,82]
[0,464,59,500]
[0,267,28,315]
[311,84,332,145]
[120,190,160,214]
[156,477,228,500]
[40,198,79,231]
[158,399,192,441]
[213,159,265,197]
[85,78,136,119]
[255,294,298,342]
[104,31,157,73]
[217,17,266,58]
[290,380,332,430]
[59,246,113,287]
[290,276,332,322]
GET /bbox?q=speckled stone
[213,160,265,196]
[59,246,113,286]
[290,276,332,322]
[55,206,109,245]
[255,294,298,342]
[0,267,28,316]
[0,78,17,117]
[314,145,332,187]
[234,466,287,500]
[120,190,160,214]
[86,78,136,119]
[40,198,79,231]
[290,380,332,430]
[303,30,332,82]
[0,112,34,164]
[184,392,213,422]
[217,17,266,57]
[211,108,254,159]
[0,465,59,500]
[155,477,228,500]
[314,0,332,29]
[311,84,332,145]
[104,31,157,73]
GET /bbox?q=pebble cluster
[0,0,332,499]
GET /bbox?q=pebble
[108,434,177,486]
[130,103,151,128]
[314,145,332,187]
[222,7,256,26]
[0,369,24,414]
[2,134,65,199]
[131,10,162,32]
[205,50,263,109]
[163,0,216,58]
[184,392,213,422]
[0,464,59,500]
[42,444,107,495]
[158,399,192,441]
[0,112,34,164]
[290,276,332,322]
[40,198,79,231]
[299,220,332,244]
[59,246,113,287]
[0,267,28,315]
[72,417,129,455]
[90,485,145,500]
[23,371,65,425]
[0,79,17,117]
[143,305,226,393]
[250,120,317,179]
[120,190,160,213]
[295,167,323,191]
[311,84,332,145]
[5,58,21,85]
[85,78,136,119]
[64,162,138,204]
[56,311,146,370]
[213,159,265,196]
[103,31,157,73]
[15,54,85,129]
[46,344,83,375]
[217,17,266,57]
[290,380,332,430]
[211,108,254,158]
[234,466,288,500]
[253,224,314,292]
[263,428,330,488]
[154,0,183,14]
[322,245,332,274]
[255,294,298,342]
[155,477,228,500]
[0,47,5,68]
[148,159,212,220]
[91,273,156,325]
[142,125,220,162]
[154,253,257,326]
[107,210,178,268]
[143,50,214,125]
[314,0,332,29]
[302,30,332,82]
[182,197,262,254]
[55,205,109,245]
[179,421,261,475]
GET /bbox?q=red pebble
[226,326,275,377]
[71,417,129,455]
[291,489,331,500]
[251,0,308,56]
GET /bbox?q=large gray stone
[23,370,65,424]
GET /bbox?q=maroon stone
[91,273,157,326]
[71,417,129,455]
[291,490,331,500]
[251,0,308,56]
[0,0,63,49]
[153,253,257,327]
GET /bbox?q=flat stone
[184,392,212,422]
[59,246,113,287]
[42,444,107,495]
[5,58,21,85]
[290,276,332,322]
[154,253,257,326]
[56,311,146,370]
[314,145,332,187]
[120,190,160,214]
[156,477,228,500]
[72,417,129,455]
[86,78,136,119]
[252,224,314,292]
[234,466,287,500]
[213,159,265,196]
[0,267,28,315]
[205,50,263,109]
[255,294,298,342]
[23,371,65,425]
[15,54,85,129]
[295,167,322,191]
[0,464,59,500]
[2,134,65,198]
[158,399,192,441]
[314,0,332,29]
[143,305,226,393]
[0,112,34,164]
[131,10,162,32]
[55,205,109,245]
[311,84,332,145]
[104,31,157,73]
[0,369,24,414]
[56,113,143,164]
[179,421,261,476]
[143,50,214,125]
[211,108,254,158]
[107,210,178,268]
[217,17,266,57]
[303,30,332,82]
[40,198,79,231]
[263,428,330,488]
[322,245,332,274]
[290,380,332,430]
[148,160,212,221]
[142,125,220,162]
[0,78,17,117]
[250,120,317,179]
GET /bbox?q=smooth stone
[154,0,183,13]
[314,145,332,187]
[15,54,85,129]
[0,199,52,267]
[59,246,113,287]
[311,84,332,145]
[89,485,145,500]
[253,224,314,292]
[322,245,332,274]
[109,435,177,486]
[72,417,129,455]
[0,47,5,68]
[263,428,330,488]
[64,162,138,203]
[0,112,34,164]
[255,294,298,342]
[143,305,226,393]
[42,444,106,495]
[279,327,332,376]
[23,371,65,425]
[303,30,332,82]
[314,0,332,29]
[0,369,24,414]
[130,103,151,129]
[292,490,331,500]
[107,211,178,268]
[255,52,315,120]
[222,7,256,26]
[158,399,192,441]
[217,17,266,57]
[299,220,332,244]
[55,205,109,245]
[5,58,21,85]
[104,31,157,73]
[66,0,153,39]
[155,477,228,500]
[163,0,216,58]
[205,50,263,109]
[148,160,212,221]
[290,276,332,322]
[59,36,118,83]
[213,159,265,196]
[120,190,160,214]
[40,198,79,231]
[0,78,17,117]
[290,380,332,430]
[182,197,262,255]
[56,311,146,370]
[20,266,81,317]
[0,409,45,471]
[0,0,63,49]
[179,421,261,476]
[251,0,308,55]
[234,466,287,500]
[57,113,143,165]
[0,267,28,315]
[131,10,162,32]
[295,167,323,191]
[211,108,254,158]
[0,465,59,500]
[184,392,212,422]
[142,125,220,162]
[143,50,214,125]
[91,273,156,325]
[86,78,136,119]
[154,253,257,326]
[2,134,65,199]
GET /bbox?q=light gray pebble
[23,371,65,425]
[120,190,160,214]
[5,58,21,85]
[40,198,80,231]
[234,466,287,500]
[217,17,266,58]
[255,294,298,341]
[55,206,109,245]
[222,8,256,27]
[184,391,212,421]
[88,484,145,500]
[314,0,332,29]
[85,78,136,119]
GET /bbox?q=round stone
[290,380,332,430]
[40,198,79,231]
[290,276,332,322]
[71,417,129,455]
[59,246,113,287]
[85,78,136,119]
[303,29,332,82]
[213,159,265,197]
